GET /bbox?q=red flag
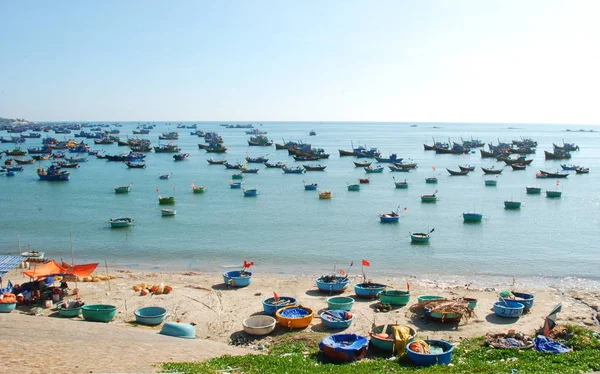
[432,166,436,171]
[243,260,254,268]
[407,281,410,292]
[273,292,280,301]
[362,259,370,267]
[339,269,346,276]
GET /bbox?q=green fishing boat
[347,183,360,191]
[504,201,521,209]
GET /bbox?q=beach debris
[29,307,43,316]
[132,282,173,295]
[80,274,116,282]
[534,335,571,354]
[374,302,392,313]
[485,331,534,349]
[409,298,474,322]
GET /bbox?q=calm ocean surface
[1,122,599,288]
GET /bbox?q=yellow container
[275,306,314,329]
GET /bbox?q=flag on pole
[339,269,346,276]
[407,281,410,292]
[362,259,370,267]
[543,303,562,336]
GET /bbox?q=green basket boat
[370,324,416,352]
[347,184,360,191]
[410,232,430,243]
[504,201,521,209]
[158,196,176,204]
[378,290,410,306]
[82,304,117,322]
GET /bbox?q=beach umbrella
[543,303,562,336]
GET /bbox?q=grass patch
[162,325,600,374]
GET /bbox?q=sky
[1,0,599,124]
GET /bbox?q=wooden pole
[105,260,111,291]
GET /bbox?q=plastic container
[160,322,196,339]
[81,304,117,322]
[134,306,168,326]
[242,315,276,335]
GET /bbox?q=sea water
[1,122,598,288]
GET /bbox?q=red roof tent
[23,260,98,279]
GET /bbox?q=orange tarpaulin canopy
[23,260,98,279]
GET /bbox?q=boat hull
[410,233,430,243]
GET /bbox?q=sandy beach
[2,268,599,373]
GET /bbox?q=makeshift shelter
[23,259,98,279]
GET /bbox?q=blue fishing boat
[303,181,318,190]
[319,334,368,362]
[230,182,242,189]
[173,153,189,161]
[379,208,400,223]
[364,166,384,173]
[463,213,483,222]
[37,165,70,181]
[354,282,386,298]
[375,154,402,163]
[282,166,305,174]
[243,188,258,197]
[315,276,350,293]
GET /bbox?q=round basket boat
[262,296,298,315]
[354,282,386,298]
[417,295,444,303]
[379,290,410,306]
[0,302,17,313]
[134,306,168,326]
[275,306,314,329]
[319,333,368,362]
[315,276,350,293]
[406,339,454,366]
[493,299,525,318]
[242,315,276,336]
[160,322,196,339]
[81,304,117,323]
[222,270,252,288]
[369,324,416,352]
[326,296,354,311]
[463,298,478,310]
[320,310,354,329]
[498,291,534,311]
[425,308,463,323]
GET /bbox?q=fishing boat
[114,184,132,193]
[379,208,400,223]
[264,161,286,168]
[353,160,372,167]
[158,194,176,204]
[205,144,228,153]
[246,156,268,163]
[21,248,45,262]
[191,184,206,193]
[463,213,483,222]
[303,164,326,171]
[447,168,469,176]
[364,165,384,173]
[575,167,589,174]
[544,150,571,160]
[231,173,243,180]
[158,131,179,140]
[241,168,259,173]
[303,181,318,190]
[504,200,522,209]
[504,157,533,166]
[560,164,579,170]
[347,183,360,191]
[309,130,316,136]
[411,229,434,243]
[14,158,35,165]
[511,163,527,171]
[421,192,438,202]
[5,171,16,176]
[154,144,181,153]
[109,217,134,228]
[526,186,542,194]
[553,141,579,152]
[393,162,418,169]
[247,135,273,146]
[359,178,370,184]
[207,158,227,165]
[393,177,408,189]
[375,154,402,163]
[230,182,242,189]
[125,161,146,168]
[224,162,244,169]
[458,165,475,172]
[484,179,497,186]
[388,165,411,172]
[159,174,171,180]
[425,177,438,184]
[161,208,176,215]
[37,165,70,181]
[173,153,189,161]
[243,188,258,197]
[539,170,569,178]
[319,191,333,199]
[282,166,305,174]
[54,161,79,168]
[481,167,503,175]
[546,190,562,198]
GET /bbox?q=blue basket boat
[406,339,455,366]
[320,310,355,329]
[262,296,297,315]
[223,270,252,287]
[354,282,386,298]
[134,306,168,326]
[315,276,350,293]
[493,299,525,318]
[498,291,535,310]
[319,333,368,362]
[160,322,196,339]
[0,302,17,313]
